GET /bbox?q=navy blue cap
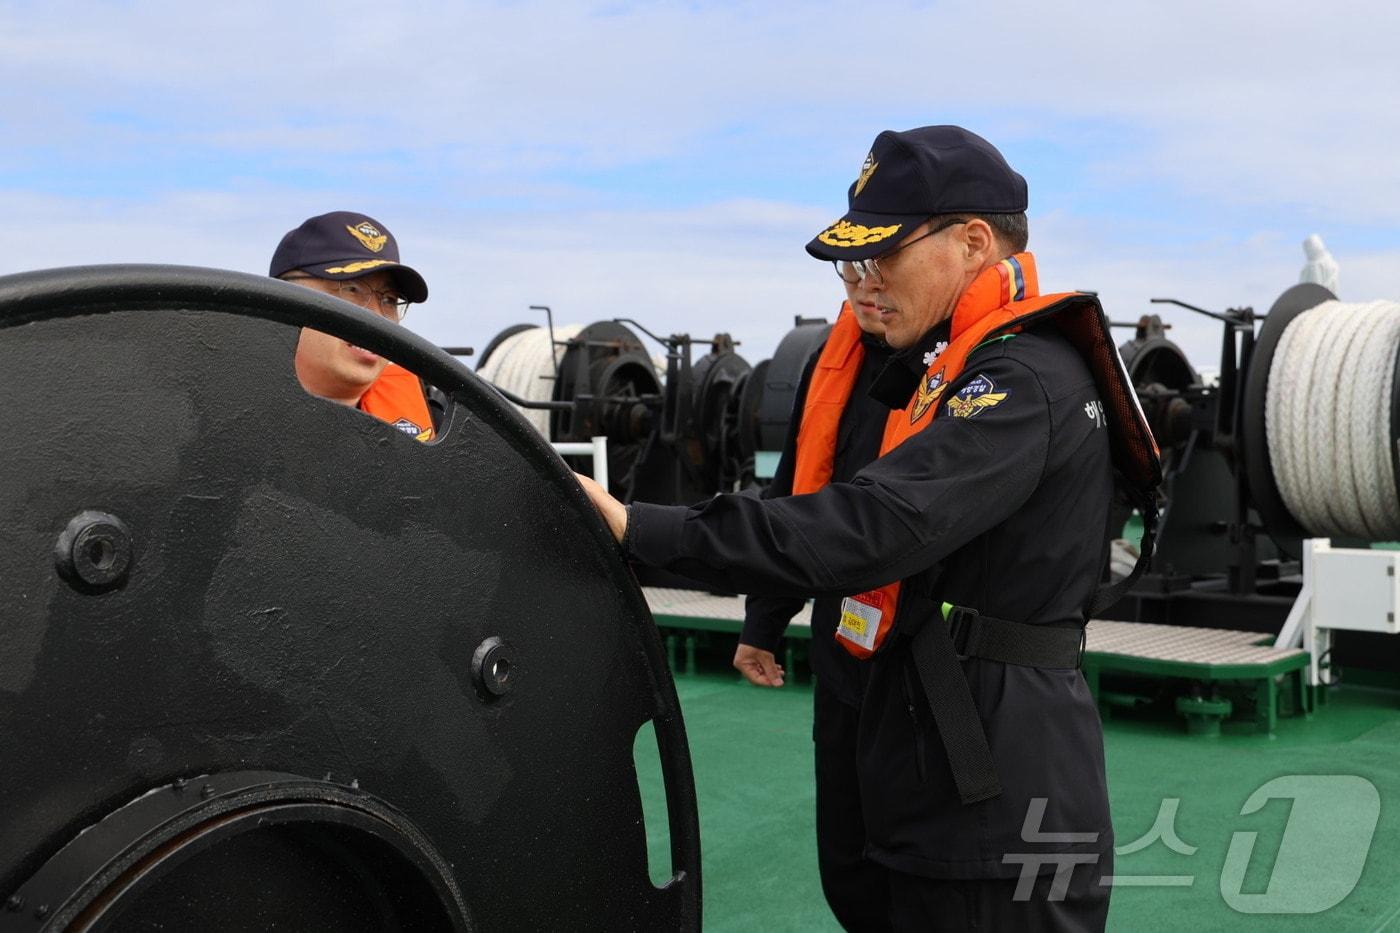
[806,126,1028,261]
[269,211,428,303]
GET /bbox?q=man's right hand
[733,643,785,688]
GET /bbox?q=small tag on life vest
[836,591,882,652]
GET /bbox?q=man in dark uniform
[733,271,894,930]
[579,125,1154,930]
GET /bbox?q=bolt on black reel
[0,265,700,932]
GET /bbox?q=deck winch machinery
[475,288,1400,676]
[476,318,760,506]
[478,286,1400,561]
[1110,283,1400,675]
[1119,285,1400,575]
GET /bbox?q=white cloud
[3,1,1398,222]
[2,0,1398,379]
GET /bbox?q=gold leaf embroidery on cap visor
[817,220,903,248]
[346,222,388,253]
[323,259,396,274]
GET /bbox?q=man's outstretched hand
[577,472,783,687]
[574,473,628,542]
[733,643,785,687]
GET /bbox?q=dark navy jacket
[626,321,1114,879]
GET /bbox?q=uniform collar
[859,330,885,349]
[870,319,951,409]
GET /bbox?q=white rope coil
[476,324,583,439]
[1266,299,1400,539]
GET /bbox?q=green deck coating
[635,669,1400,931]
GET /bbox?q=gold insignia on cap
[346,222,388,253]
[854,151,878,197]
[817,220,902,248]
[324,259,396,274]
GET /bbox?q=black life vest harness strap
[902,595,1086,805]
[943,604,1086,668]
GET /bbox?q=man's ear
[962,218,997,264]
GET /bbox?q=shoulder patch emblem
[946,373,1009,419]
[347,221,388,253]
[910,368,946,424]
[854,151,878,197]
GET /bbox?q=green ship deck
[647,588,1315,736]
[635,668,1400,931]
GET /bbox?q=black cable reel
[0,266,700,932]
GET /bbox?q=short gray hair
[930,211,1029,255]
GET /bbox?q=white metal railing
[552,436,609,490]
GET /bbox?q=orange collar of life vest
[792,302,868,495]
[358,363,434,442]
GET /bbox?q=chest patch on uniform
[946,373,1009,419]
[391,417,424,436]
[910,368,946,424]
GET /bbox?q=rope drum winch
[476,318,754,506]
[1263,299,1400,540]
[475,323,585,436]
[1108,281,1400,603]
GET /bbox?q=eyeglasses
[833,218,969,285]
[283,275,411,321]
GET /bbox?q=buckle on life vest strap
[942,603,979,661]
[940,602,1086,670]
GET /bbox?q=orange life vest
[792,302,867,495]
[358,363,435,442]
[834,252,1160,658]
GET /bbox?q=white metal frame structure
[1275,538,1400,685]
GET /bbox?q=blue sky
[2,0,1396,367]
